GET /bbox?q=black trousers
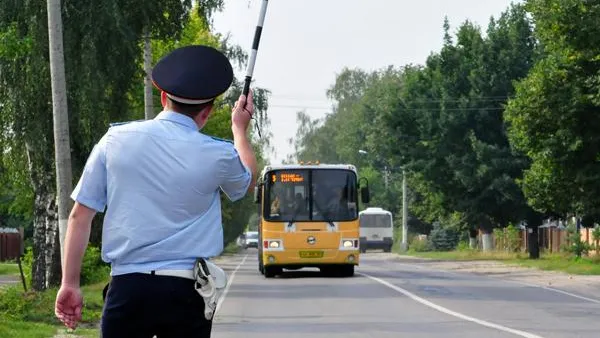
[101,273,213,338]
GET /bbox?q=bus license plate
[299,250,324,258]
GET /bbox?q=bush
[410,236,430,252]
[456,240,474,252]
[428,222,460,251]
[562,222,591,259]
[80,246,110,285]
[493,223,521,252]
[0,284,60,325]
[19,245,109,287]
[592,226,600,255]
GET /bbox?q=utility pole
[358,149,409,251]
[384,165,389,190]
[143,26,154,120]
[47,0,73,272]
[400,168,408,252]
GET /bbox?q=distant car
[244,231,259,249]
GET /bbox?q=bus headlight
[269,241,280,248]
[343,240,353,248]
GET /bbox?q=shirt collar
[155,110,199,130]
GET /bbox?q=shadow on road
[276,269,360,279]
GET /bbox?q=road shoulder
[0,274,19,287]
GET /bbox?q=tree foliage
[288,3,545,243]
[505,0,600,222]
[0,0,270,288]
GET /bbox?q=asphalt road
[212,250,600,338]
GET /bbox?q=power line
[267,94,511,104]
[266,104,507,112]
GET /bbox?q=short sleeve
[70,134,108,212]
[218,145,252,202]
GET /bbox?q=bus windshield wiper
[312,200,336,228]
[287,208,300,228]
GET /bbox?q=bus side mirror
[361,187,370,204]
[253,184,262,204]
[358,177,370,204]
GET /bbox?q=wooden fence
[480,226,598,255]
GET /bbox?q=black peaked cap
[152,45,234,104]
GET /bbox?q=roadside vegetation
[0,246,109,337]
[0,2,272,337]
[399,222,600,275]
[0,263,20,276]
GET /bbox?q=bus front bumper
[360,237,393,249]
[262,248,359,267]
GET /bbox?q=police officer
[54,45,257,337]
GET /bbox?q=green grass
[403,249,600,275]
[0,277,108,338]
[0,263,20,276]
[0,318,98,338]
[0,316,56,338]
[509,254,600,275]
[54,326,99,338]
[404,249,524,261]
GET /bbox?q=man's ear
[161,91,167,108]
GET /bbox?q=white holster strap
[193,258,228,320]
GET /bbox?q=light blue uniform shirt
[71,110,252,276]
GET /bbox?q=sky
[212,0,521,164]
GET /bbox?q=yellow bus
[254,163,370,278]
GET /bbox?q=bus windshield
[360,214,392,228]
[264,169,358,222]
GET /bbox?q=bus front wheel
[340,264,354,277]
[258,253,264,275]
[264,266,281,278]
[320,265,354,277]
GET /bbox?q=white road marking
[509,280,600,305]
[214,253,249,317]
[384,258,600,305]
[359,272,545,338]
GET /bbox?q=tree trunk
[468,228,478,249]
[47,0,73,267]
[481,230,493,252]
[477,217,494,252]
[44,191,61,287]
[525,210,543,259]
[528,226,540,259]
[89,216,104,247]
[27,142,61,290]
[143,27,154,120]
[31,198,47,291]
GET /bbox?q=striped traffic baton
[243,0,269,96]
[243,0,269,138]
